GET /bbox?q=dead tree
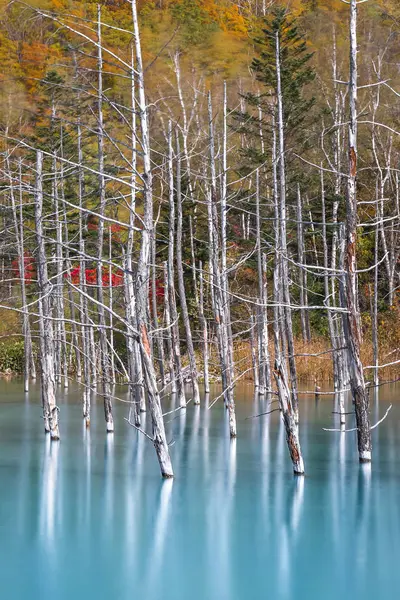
[340,0,372,462]
[34,151,60,441]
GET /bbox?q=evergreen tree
[233,7,315,167]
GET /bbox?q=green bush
[0,340,25,373]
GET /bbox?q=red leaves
[87,222,124,242]
[66,265,123,287]
[12,252,35,283]
[149,278,165,303]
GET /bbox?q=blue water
[0,380,399,600]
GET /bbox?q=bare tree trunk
[59,128,81,382]
[272,102,304,474]
[97,5,114,433]
[132,0,173,477]
[321,170,339,390]
[189,216,199,306]
[167,122,186,408]
[256,170,272,396]
[296,185,311,344]
[77,120,93,427]
[276,31,299,419]
[372,183,379,387]
[151,232,166,386]
[199,261,210,394]
[208,92,236,438]
[250,313,259,390]
[341,0,371,462]
[175,133,200,405]
[35,151,60,441]
[124,46,145,423]
[9,158,35,392]
[54,161,69,389]
[108,227,116,385]
[163,261,176,393]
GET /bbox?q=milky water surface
[0,380,399,600]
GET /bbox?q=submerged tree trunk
[175,134,200,405]
[341,0,371,462]
[34,151,60,441]
[199,261,210,394]
[208,91,236,438]
[97,6,114,433]
[276,31,299,419]
[255,170,272,397]
[167,123,186,409]
[132,0,173,477]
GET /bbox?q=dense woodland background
[0,0,399,474]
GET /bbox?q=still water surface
[0,380,399,600]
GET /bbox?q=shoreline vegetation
[1,314,399,384]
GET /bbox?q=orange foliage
[202,0,247,35]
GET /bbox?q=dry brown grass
[230,324,400,385]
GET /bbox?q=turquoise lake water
[0,379,399,600]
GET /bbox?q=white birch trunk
[342,0,372,462]
[35,151,60,441]
[132,0,173,477]
[175,133,200,405]
[97,5,114,433]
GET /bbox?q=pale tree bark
[132,0,173,477]
[255,170,272,397]
[275,31,299,419]
[96,5,114,433]
[108,227,116,385]
[77,120,93,427]
[208,91,236,438]
[296,185,311,343]
[329,28,347,412]
[124,48,145,423]
[341,0,372,462]
[175,133,201,405]
[151,232,166,387]
[167,122,186,408]
[53,160,69,389]
[250,313,259,390]
[163,261,176,394]
[8,157,35,392]
[199,261,210,394]
[34,151,60,441]
[271,96,304,474]
[60,178,81,382]
[321,167,345,425]
[221,83,235,398]
[371,182,379,387]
